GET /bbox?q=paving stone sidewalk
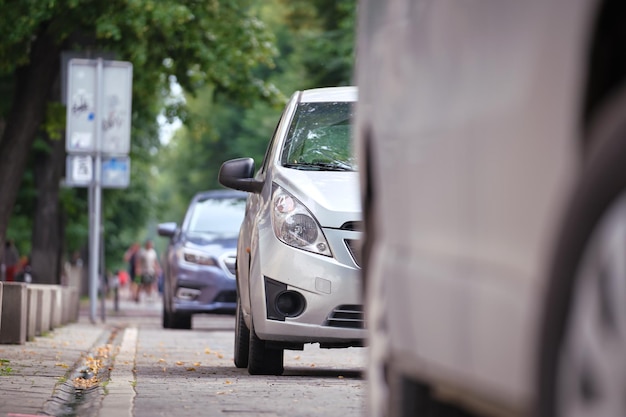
[0,315,112,416]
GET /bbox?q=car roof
[191,189,247,202]
[298,86,357,103]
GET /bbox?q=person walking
[135,239,160,302]
[4,240,20,282]
[123,242,140,301]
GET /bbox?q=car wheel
[247,319,284,375]
[538,88,626,417]
[234,297,250,368]
[169,312,192,330]
[162,298,172,329]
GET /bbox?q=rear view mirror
[218,158,263,194]
[157,222,177,238]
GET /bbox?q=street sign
[102,156,130,188]
[64,58,133,323]
[66,59,133,155]
[65,155,130,189]
[66,155,93,186]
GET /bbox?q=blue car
[157,189,247,329]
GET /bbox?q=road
[102,296,367,417]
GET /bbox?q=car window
[186,197,246,238]
[280,101,356,171]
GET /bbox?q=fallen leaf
[175,361,184,366]
[186,367,196,372]
[158,358,166,363]
[205,348,211,354]
[193,362,201,367]
[293,355,301,360]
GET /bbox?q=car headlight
[180,249,217,266]
[271,184,332,256]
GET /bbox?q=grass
[0,359,13,375]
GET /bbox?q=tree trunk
[31,135,65,284]
[0,28,61,266]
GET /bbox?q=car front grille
[344,239,361,268]
[325,304,365,329]
[214,290,237,303]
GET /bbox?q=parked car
[157,189,247,329]
[355,1,626,417]
[218,86,365,375]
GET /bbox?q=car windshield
[186,197,246,238]
[280,101,356,171]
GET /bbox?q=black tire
[247,319,284,376]
[234,298,250,368]
[163,297,172,329]
[169,312,192,330]
[538,88,626,417]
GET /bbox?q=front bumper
[172,262,237,315]
[251,227,366,346]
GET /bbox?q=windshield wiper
[283,162,354,171]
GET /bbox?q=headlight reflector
[272,185,332,256]
[182,250,216,266]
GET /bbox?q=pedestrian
[123,242,140,301]
[15,255,32,283]
[135,239,160,302]
[4,240,20,282]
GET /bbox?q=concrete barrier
[0,282,28,344]
[60,286,78,324]
[50,286,62,328]
[31,284,52,336]
[0,282,3,335]
[26,286,37,341]
[0,283,80,344]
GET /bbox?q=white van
[354,1,626,417]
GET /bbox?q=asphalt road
[103,295,367,417]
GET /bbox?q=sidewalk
[0,293,161,417]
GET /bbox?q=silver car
[355,1,626,417]
[218,86,365,375]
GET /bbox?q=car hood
[272,166,362,228]
[181,233,238,254]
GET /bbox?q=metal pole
[89,58,104,323]
[100,221,106,322]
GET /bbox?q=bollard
[26,286,37,341]
[0,283,28,344]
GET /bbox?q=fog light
[275,291,306,317]
[176,288,201,301]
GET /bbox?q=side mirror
[218,157,264,194]
[157,222,177,238]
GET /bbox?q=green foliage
[0,359,13,376]
[1,0,356,273]
[1,0,280,271]
[153,0,357,226]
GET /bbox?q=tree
[0,0,277,282]
[153,0,357,223]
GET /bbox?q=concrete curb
[0,283,79,344]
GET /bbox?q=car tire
[247,319,284,376]
[538,87,626,417]
[162,294,173,328]
[169,312,192,330]
[234,298,250,368]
